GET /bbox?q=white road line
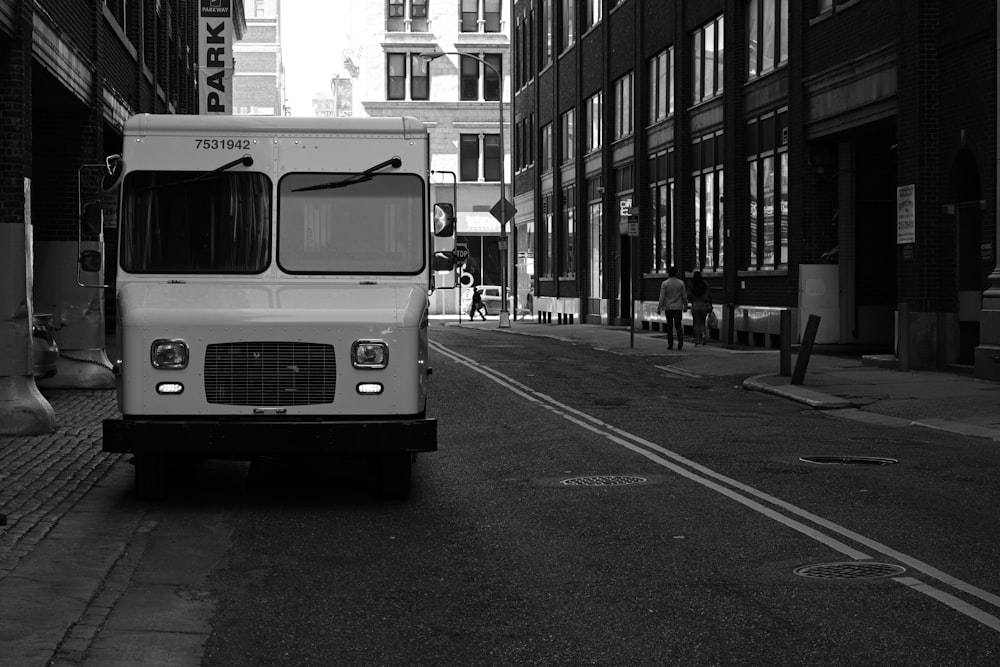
[894,578,1000,633]
[431,340,1000,632]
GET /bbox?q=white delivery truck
[92,114,456,499]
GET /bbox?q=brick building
[512,0,999,377]
[233,0,285,116]
[0,0,245,433]
[344,0,512,314]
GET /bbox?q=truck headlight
[352,340,388,369]
[151,339,189,369]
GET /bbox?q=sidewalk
[441,316,1000,443]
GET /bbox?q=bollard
[898,302,909,372]
[780,309,792,376]
[791,314,821,385]
[725,303,735,344]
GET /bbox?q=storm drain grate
[560,475,648,487]
[799,456,898,466]
[794,562,906,580]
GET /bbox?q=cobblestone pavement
[0,389,121,580]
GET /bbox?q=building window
[484,0,502,31]
[387,0,429,31]
[387,53,428,100]
[649,150,674,273]
[515,114,535,172]
[462,0,503,33]
[588,176,603,298]
[387,53,406,100]
[461,0,478,31]
[255,0,266,17]
[692,132,725,272]
[541,192,555,278]
[648,47,673,125]
[584,0,602,31]
[813,0,860,17]
[693,15,724,103]
[585,92,602,153]
[484,54,502,100]
[541,122,554,172]
[613,72,633,140]
[560,108,576,163]
[410,54,429,100]
[460,54,502,101]
[747,0,787,80]
[484,134,502,181]
[460,135,479,181]
[746,110,789,270]
[460,134,502,182]
[105,0,128,31]
[543,0,554,67]
[560,185,577,278]
[561,0,576,51]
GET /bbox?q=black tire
[376,453,412,500]
[134,452,168,500]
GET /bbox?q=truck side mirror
[79,249,102,273]
[80,201,103,235]
[101,154,124,192]
[431,251,458,272]
[432,203,455,237]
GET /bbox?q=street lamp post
[421,50,510,327]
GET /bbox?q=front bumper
[103,416,437,456]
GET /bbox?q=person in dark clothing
[689,270,713,346]
[470,286,487,320]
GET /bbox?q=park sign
[199,0,235,114]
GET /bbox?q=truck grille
[204,342,336,406]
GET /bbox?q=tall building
[0,0,244,432]
[234,0,285,115]
[346,0,512,313]
[513,0,1000,377]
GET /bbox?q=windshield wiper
[292,156,402,192]
[143,155,255,191]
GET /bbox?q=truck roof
[123,114,428,138]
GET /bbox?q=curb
[742,375,853,409]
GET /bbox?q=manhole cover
[799,456,898,466]
[560,475,647,487]
[794,562,906,580]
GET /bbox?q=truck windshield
[278,172,425,274]
[119,171,271,274]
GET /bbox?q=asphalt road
[16,322,1000,665]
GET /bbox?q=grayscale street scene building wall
[0,0,246,433]
[342,0,513,314]
[512,0,1000,378]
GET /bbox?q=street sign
[490,198,517,224]
[454,243,470,262]
[628,221,639,237]
[498,235,508,251]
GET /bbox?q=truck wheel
[377,454,412,500]
[134,453,167,500]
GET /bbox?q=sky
[279,1,350,117]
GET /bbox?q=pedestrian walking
[656,266,688,349]
[689,270,713,346]
[470,286,487,321]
